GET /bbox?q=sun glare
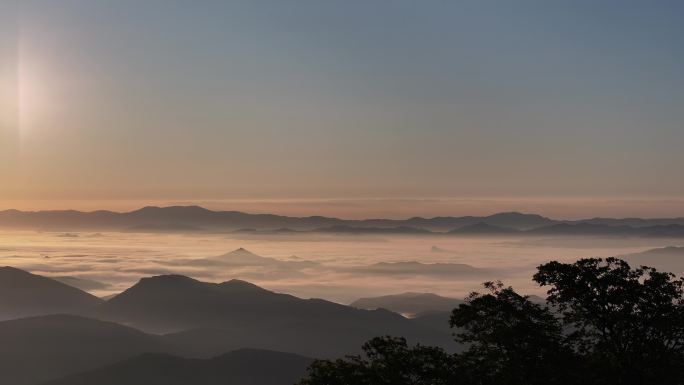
[17,38,49,134]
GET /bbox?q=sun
[17,36,50,134]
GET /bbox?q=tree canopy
[298,258,684,385]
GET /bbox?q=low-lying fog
[0,230,681,303]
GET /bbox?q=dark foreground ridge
[40,349,313,385]
[0,266,451,385]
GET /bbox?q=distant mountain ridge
[448,222,519,234]
[351,292,464,316]
[2,205,683,234]
[0,206,553,231]
[620,246,684,275]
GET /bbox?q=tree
[298,258,684,385]
[450,281,578,385]
[534,257,684,384]
[297,336,460,385]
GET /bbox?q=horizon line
[2,204,684,222]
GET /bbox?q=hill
[0,267,103,321]
[96,274,451,357]
[351,292,463,316]
[313,225,433,234]
[51,276,110,291]
[39,349,312,385]
[351,261,492,278]
[620,246,684,274]
[448,222,519,234]
[0,206,556,232]
[527,223,684,237]
[3,205,684,235]
[0,314,164,385]
[178,248,319,269]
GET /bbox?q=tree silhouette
[297,336,459,385]
[298,258,684,385]
[450,281,578,385]
[534,257,684,384]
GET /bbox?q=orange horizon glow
[2,3,683,223]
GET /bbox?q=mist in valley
[1,229,680,304]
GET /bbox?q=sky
[1,0,683,218]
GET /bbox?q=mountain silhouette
[410,310,454,335]
[4,205,684,234]
[0,314,164,385]
[0,313,315,385]
[620,246,684,274]
[39,349,312,385]
[313,225,433,234]
[351,292,464,316]
[351,261,491,278]
[527,223,635,235]
[125,223,206,232]
[51,276,109,291]
[96,274,451,357]
[576,217,684,227]
[182,248,319,268]
[0,267,103,321]
[527,223,684,237]
[448,222,519,234]
[0,206,557,232]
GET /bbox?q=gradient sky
[1,0,683,218]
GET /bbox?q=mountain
[409,294,546,335]
[527,223,684,237]
[399,212,555,231]
[0,206,343,232]
[448,222,519,234]
[180,248,319,268]
[351,261,492,278]
[351,292,463,316]
[0,314,164,385]
[410,311,454,335]
[124,223,206,232]
[0,313,315,385]
[0,267,103,321]
[313,225,433,234]
[2,205,684,234]
[639,225,684,237]
[0,206,554,232]
[576,217,684,228]
[478,212,554,230]
[51,276,109,291]
[96,275,451,357]
[159,248,320,281]
[620,246,684,275]
[40,349,313,385]
[527,223,636,235]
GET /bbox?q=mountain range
[0,266,453,384]
[620,246,684,274]
[1,245,681,384]
[40,349,312,385]
[351,292,464,317]
[0,314,164,385]
[3,205,684,235]
[95,274,449,357]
